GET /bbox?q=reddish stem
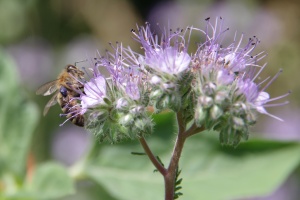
[139,113,205,200]
[139,137,167,175]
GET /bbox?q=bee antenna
[74,59,88,66]
[82,66,93,80]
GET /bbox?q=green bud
[116,97,129,110]
[219,126,230,145]
[232,117,245,131]
[232,102,247,115]
[119,114,134,126]
[246,111,257,125]
[150,89,163,99]
[195,107,207,127]
[210,105,223,120]
[103,97,112,106]
[130,105,145,115]
[199,96,213,108]
[233,131,242,147]
[203,82,216,96]
[86,110,108,125]
[134,118,152,135]
[163,82,176,92]
[214,90,228,105]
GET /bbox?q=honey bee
[36,65,85,126]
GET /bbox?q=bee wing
[43,93,58,116]
[36,80,58,96]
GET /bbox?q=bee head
[66,65,85,79]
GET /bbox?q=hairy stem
[164,119,205,199]
[140,113,206,200]
[164,127,186,200]
[139,137,167,175]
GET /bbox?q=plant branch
[184,123,205,138]
[176,111,185,134]
[164,126,186,200]
[139,137,167,175]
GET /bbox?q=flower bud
[119,114,134,126]
[195,107,207,127]
[134,118,152,135]
[150,75,161,84]
[198,96,213,108]
[203,82,216,96]
[232,117,245,131]
[163,82,176,92]
[246,111,257,125]
[116,97,129,110]
[103,97,112,106]
[130,105,145,115]
[210,105,223,120]
[150,89,163,99]
[214,90,228,105]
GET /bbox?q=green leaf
[82,112,300,200]
[24,162,75,199]
[180,134,300,200]
[87,166,163,200]
[0,49,39,177]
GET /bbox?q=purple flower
[193,17,265,75]
[81,76,106,113]
[191,17,289,145]
[96,43,145,100]
[237,69,290,121]
[132,23,191,74]
[67,17,289,146]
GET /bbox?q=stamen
[266,91,291,102]
[260,69,283,92]
[263,101,289,108]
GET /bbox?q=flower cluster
[75,17,289,145]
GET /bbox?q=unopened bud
[203,82,216,96]
[119,114,134,126]
[210,105,223,120]
[116,98,129,110]
[232,117,245,130]
[150,89,163,99]
[199,96,213,108]
[130,105,145,115]
[163,82,176,91]
[150,75,162,84]
[246,111,257,125]
[195,107,207,127]
[215,90,228,105]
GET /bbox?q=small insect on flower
[36,64,85,127]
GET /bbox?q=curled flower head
[80,42,153,143]
[131,23,194,112]
[191,17,290,145]
[192,17,265,76]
